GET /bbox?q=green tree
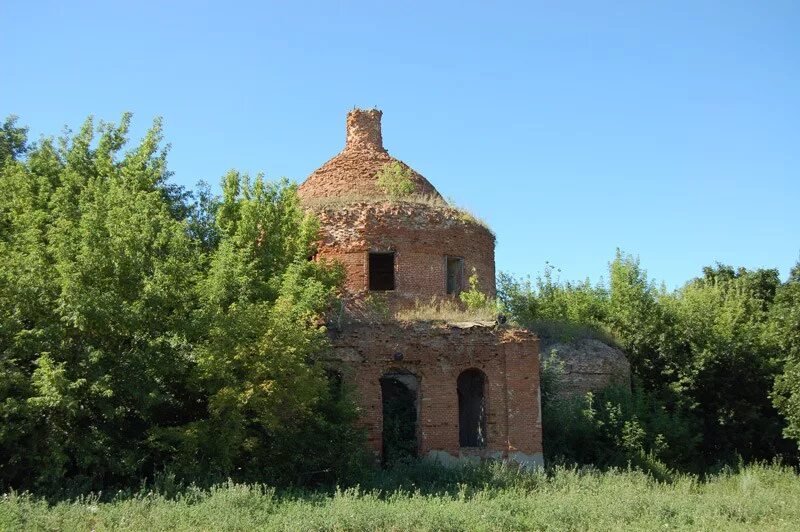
[501,252,797,470]
[0,115,199,492]
[664,267,790,463]
[0,115,28,165]
[155,171,354,483]
[606,250,670,387]
[771,263,800,444]
[0,115,363,493]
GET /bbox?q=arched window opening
[380,371,419,465]
[458,368,487,448]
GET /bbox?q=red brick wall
[311,201,496,309]
[325,322,542,462]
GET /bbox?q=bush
[497,265,611,343]
[502,252,799,471]
[0,115,366,495]
[458,270,499,314]
[375,161,415,197]
[541,363,700,477]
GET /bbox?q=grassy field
[1,462,799,531]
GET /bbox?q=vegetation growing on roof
[394,297,499,323]
[375,161,416,197]
[301,192,495,236]
[459,270,494,311]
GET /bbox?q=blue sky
[3,1,798,288]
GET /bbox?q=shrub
[542,383,700,477]
[0,115,366,495]
[375,161,415,197]
[502,252,799,470]
[497,265,611,343]
[458,270,501,316]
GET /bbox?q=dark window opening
[324,369,343,401]
[369,252,395,291]
[446,256,464,295]
[458,368,487,448]
[380,371,418,465]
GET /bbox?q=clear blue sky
[3,1,798,288]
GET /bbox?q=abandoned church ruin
[298,109,543,467]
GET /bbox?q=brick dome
[299,109,495,309]
[298,109,443,203]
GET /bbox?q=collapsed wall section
[541,338,632,398]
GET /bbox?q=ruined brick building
[298,109,543,467]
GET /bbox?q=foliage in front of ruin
[500,250,800,472]
[539,351,699,476]
[0,115,366,495]
[375,161,416,197]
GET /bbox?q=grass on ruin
[302,193,494,235]
[334,296,501,326]
[394,297,500,324]
[2,461,799,531]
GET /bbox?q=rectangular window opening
[369,252,395,291]
[446,256,464,295]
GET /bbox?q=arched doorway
[380,370,419,465]
[457,368,487,448]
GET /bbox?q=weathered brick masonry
[326,322,542,464]
[313,202,495,309]
[299,109,543,467]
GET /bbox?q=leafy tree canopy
[0,114,360,494]
[500,251,799,470]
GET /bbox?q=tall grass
[394,297,499,323]
[3,462,798,531]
